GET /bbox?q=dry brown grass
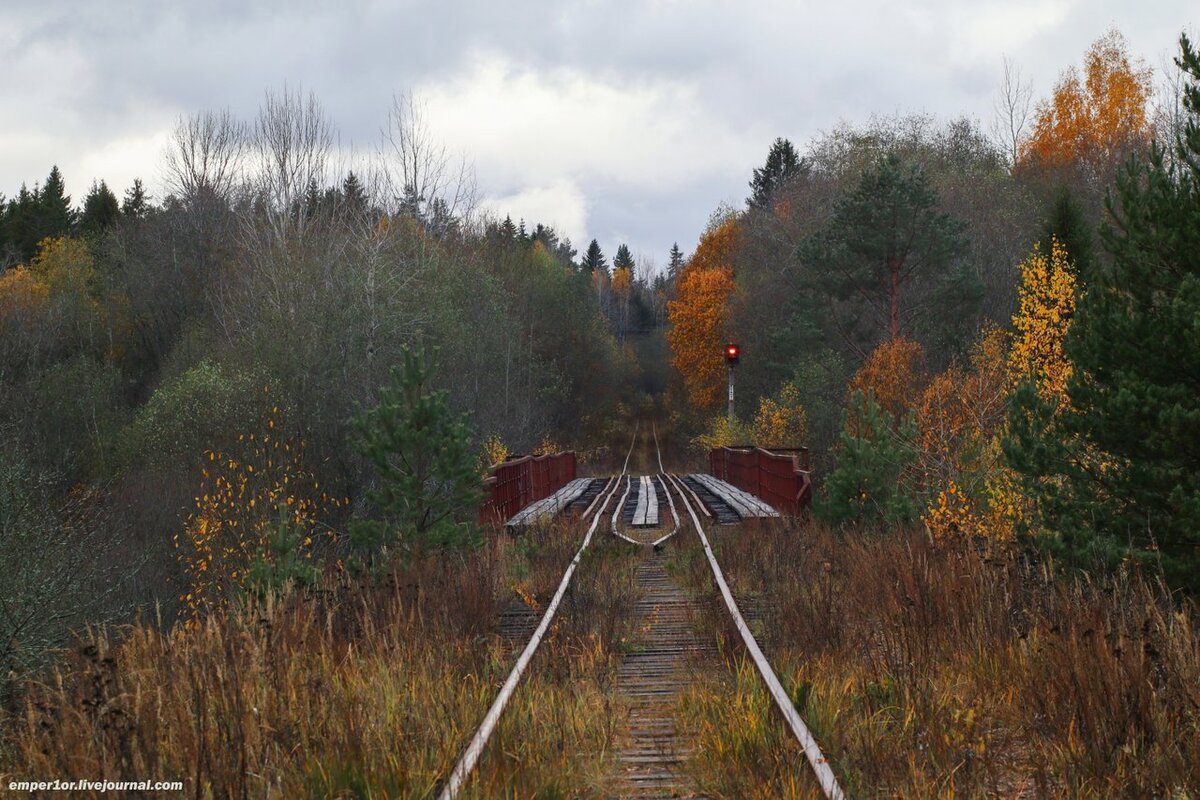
[0,519,641,798]
[676,519,1200,798]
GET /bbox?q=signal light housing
[725,343,740,364]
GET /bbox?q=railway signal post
[725,342,740,421]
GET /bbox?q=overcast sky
[1,1,1194,269]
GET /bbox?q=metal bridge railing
[479,451,578,525]
[709,445,812,514]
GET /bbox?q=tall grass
[679,520,1200,797]
[0,519,641,798]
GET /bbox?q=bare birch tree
[990,56,1033,170]
[162,109,246,204]
[379,92,476,231]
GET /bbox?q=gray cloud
[0,0,1194,265]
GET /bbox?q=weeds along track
[663,472,845,800]
[440,422,844,799]
[437,424,639,799]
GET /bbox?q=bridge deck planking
[679,476,740,525]
[506,477,594,528]
[690,474,780,518]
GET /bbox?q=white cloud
[483,179,589,247]
[0,0,1195,260]
[421,52,767,190]
[77,127,175,199]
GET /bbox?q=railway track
[438,422,844,800]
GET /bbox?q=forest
[1,24,1199,798]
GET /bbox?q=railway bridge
[443,424,839,800]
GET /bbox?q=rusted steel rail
[665,472,846,800]
[709,445,812,514]
[437,425,638,800]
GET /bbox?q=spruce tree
[667,242,684,281]
[748,137,807,209]
[614,243,634,271]
[341,170,367,215]
[1005,33,1200,587]
[79,180,120,234]
[498,215,518,241]
[0,194,9,265]
[39,166,74,238]
[121,179,150,219]
[581,238,607,276]
[1039,186,1095,273]
[8,184,42,262]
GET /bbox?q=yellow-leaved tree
[1007,237,1077,400]
[917,326,1009,542]
[978,237,1078,540]
[174,387,343,618]
[753,381,809,448]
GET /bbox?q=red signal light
[725,343,740,363]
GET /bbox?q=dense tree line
[666,29,1200,588]
[0,89,645,679]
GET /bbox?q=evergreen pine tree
[39,166,74,238]
[121,179,150,219]
[398,183,423,219]
[748,137,807,209]
[341,170,367,215]
[303,177,322,218]
[350,347,481,560]
[581,238,607,276]
[667,242,684,281]
[498,215,518,241]
[558,236,577,267]
[79,180,120,234]
[819,389,920,525]
[1005,33,1200,587]
[614,243,634,271]
[426,197,459,239]
[0,194,9,266]
[1039,186,1095,273]
[8,184,43,263]
[807,153,976,348]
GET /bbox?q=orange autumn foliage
[0,266,50,331]
[667,215,741,409]
[611,265,632,297]
[916,325,1008,481]
[1021,29,1152,175]
[846,337,926,430]
[687,213,740,274]
[667,266,735,409]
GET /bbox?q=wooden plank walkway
[632,475,660,528]
[690,474,780,519]
[611,551,712,798]
[507,477,594,528]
